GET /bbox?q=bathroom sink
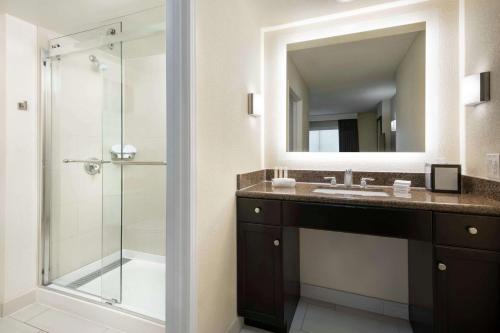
[313,188,390,197]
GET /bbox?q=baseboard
[1,290,37,317]
[301,283,409,320]
[226,317,243,333]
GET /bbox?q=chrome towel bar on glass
[62,159,167,166]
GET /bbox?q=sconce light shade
[391,120,397,132]
[248,93,263,117]
[464,72,490,106]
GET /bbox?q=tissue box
[425,164,461,193]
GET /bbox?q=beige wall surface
[464,0,500,178]
[287,56,310,151]
[0,14,38,306]
[300,229,408,303]
[196,0,263,332]
[394,31,425,152]
[0,13,6,308]
[357,111,377,152]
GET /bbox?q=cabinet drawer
[237,198,281,225]
[435,213,500,252]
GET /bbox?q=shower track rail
[63,159,167,166]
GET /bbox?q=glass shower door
[46,22,124,304]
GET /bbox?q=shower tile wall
[122,53,166,257]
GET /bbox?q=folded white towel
[393,180,411,187]
[271,178,296,188]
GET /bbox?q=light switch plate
[486,153,500,179]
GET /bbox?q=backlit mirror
[287,23,426,152]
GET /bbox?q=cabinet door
[238,222,283,327]
[436,246,500,333]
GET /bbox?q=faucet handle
[360,177,375,188]
[324,176,337,186]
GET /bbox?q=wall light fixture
[248,93,263,117]
[463,72,490,106]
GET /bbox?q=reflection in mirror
[287,23,426,152]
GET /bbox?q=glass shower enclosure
[42,9,166,321]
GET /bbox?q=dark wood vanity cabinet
[237,197,500,333]
[237,198,299,333]
[434,213,500,333]
[237,223,283,328]
[435,246,500,333]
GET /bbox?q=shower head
[89,54,107,72]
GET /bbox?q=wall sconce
[463,72,490,106]
[248,93,263,117]
[391,120,397,132]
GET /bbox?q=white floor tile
[10,303,50,322]
[27,309,108,333]
[240,327,273,333]
[242,298,413,333]
[0,317,42,333]
[302,303,400,333]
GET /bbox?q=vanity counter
[236,181,500,216]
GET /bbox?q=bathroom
[0,0,499,333]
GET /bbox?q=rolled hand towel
[272,178,296,188]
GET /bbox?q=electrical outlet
[486,154,500,179]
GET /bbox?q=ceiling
[2,0,163,34]
[289,31,422,115]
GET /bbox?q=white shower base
[49,251,165,321]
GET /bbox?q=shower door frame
[40,21,125,305]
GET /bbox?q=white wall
[196,0,263,332]
[0,14,38,310]
[463,0,500,178]
[287,56,309,151]
[122,53,166,256]
[262,0,459,305]
[394,31,426,152]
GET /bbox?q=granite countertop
[236,182,500,216]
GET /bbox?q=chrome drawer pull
[254,207,261,214]
[274,240,280,247]
[467,226,478,235]
[437,262,447,271]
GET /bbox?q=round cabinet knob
[274,240,280,247]
[437,262,447,271]
[254,207,261,214]
[467,226,478,235]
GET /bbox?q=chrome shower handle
[63,159,109,164]
[63,159,166,166]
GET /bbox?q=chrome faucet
[360,177,375,189]
[344,169,353,188]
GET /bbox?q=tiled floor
[241,298,414,333]
[1,303,124,333]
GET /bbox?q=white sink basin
[313,188,390,197]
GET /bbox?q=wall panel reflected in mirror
[287,23,426,153]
